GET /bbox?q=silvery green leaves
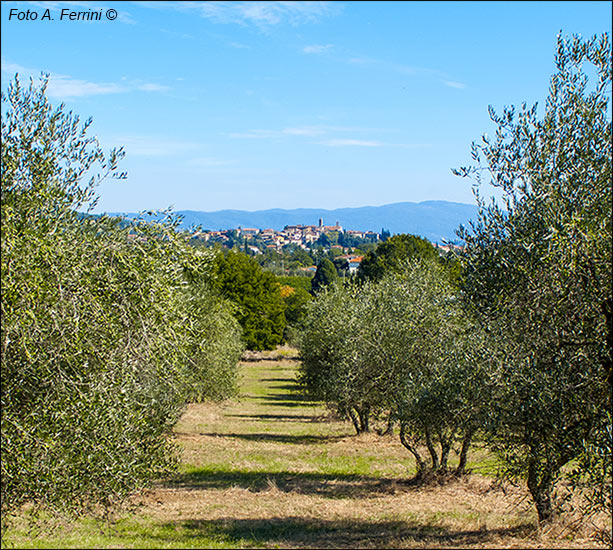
[454,33,611,524]
[299,260,490,477]
[1,75,243,521]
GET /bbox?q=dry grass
[139,352,607,549]
[5,351,609,548]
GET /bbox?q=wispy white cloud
[138,1,339,27]
[226,124,428,151]
[227,41,250,49]
[227,129,279,139]
[281,126,326,136]
[319,137,432,148]
[343,52,466,89]
[303,44,334,54]
[225,124,428,149]
[1,59,125,97]
[319,139,384,147]
[227,124,378,140]
[347,57,378,66]
[1,59,33,78]
[159,27,196,40]
[137,83,171,92]
[49,77,126,98]
[1,58,170,99]
[227,127,322,139]
[442,80,466,89]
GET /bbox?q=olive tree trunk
[527,459,557,523]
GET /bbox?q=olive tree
[364,261,493,478]
[299,282,380,434]
[299,260,492,474]
[453,33,611,523]
[1,75,243,520]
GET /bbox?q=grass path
[5,350,606,548]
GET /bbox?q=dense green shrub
[356,233,439,282]
[211,250,286,350]
[311,258,338,294]
[1,76,243,519]
[277,282,312,345]
[277,275,313,294]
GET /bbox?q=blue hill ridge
[107,200,478,244]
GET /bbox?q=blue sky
[1,1,611,214]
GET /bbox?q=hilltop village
[188,218,462,276]
[192,218,378,250]
[189,218,379,274]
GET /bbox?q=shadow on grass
[241,354,300,363]
[269,383,305,392]
[242,393,315,404]
[165,467,420,499]
[149,516,535,549]
[254,393,319,406]
[226,413,324,422]
[261,401,316,409]
[199,432,346,445]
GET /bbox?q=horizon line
[101,199,477,216]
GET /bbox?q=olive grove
[300,260,493,478]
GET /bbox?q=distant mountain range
[107,200,478,243]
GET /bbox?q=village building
[239,227,259,237]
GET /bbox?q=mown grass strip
[6,353,602,549]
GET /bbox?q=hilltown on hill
[183,218,463,275]
[187,218,375,274]
[191,218,375,250]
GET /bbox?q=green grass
[3,514,252,549]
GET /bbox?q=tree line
[0,73,344,521]
[298,33,611,527]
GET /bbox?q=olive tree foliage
[298,282,376,434]
[370,262,494,479]
[453,33,611,523]
[299,260,492,477]
[1,76,243,519]
[179,255,244,402]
